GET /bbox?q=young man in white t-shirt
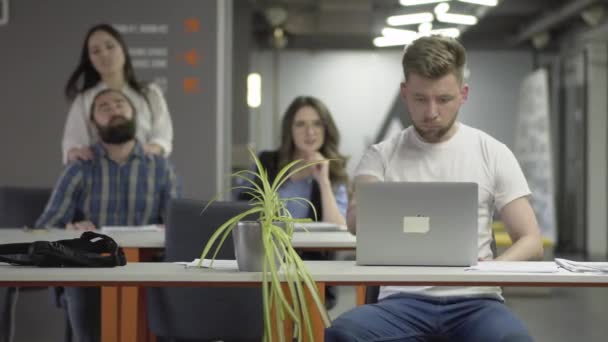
[325,36,543,342]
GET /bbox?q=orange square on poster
[183,78,201,93]
[182,50,200,66]
[184,18,200,33]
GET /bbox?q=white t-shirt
[61,82,173,163]
[355,122,531,300]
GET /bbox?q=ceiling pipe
[511,0,606,45]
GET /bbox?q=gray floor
[507,287,608,342]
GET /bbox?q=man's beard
[413,114,458,143]
[96,117,136,145]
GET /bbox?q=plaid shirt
[36,142,180,228]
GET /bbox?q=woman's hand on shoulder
[144,143,164,156]
[66,220,96,231]
[67,147,93,162]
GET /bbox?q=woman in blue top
[240,96,349,309]
[242,96,349,224]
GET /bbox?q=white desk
[1,261,608,342]
[0,228,355,342]
[0,228,356,250]
[1,261,608,286]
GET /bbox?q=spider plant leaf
[200,146,333,340]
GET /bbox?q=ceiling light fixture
[400,0,449,6]
[387,12,434,26]
[458,0,498,6]
[437,12,478,25]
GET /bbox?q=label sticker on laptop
[403,216,430,234]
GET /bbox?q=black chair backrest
[147,198,263,342]
[0,186,52,228]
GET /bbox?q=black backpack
[0,231,126,267]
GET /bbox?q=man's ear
[460,83,469,102]
[400,81,408,102]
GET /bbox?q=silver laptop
[356,182,478,266]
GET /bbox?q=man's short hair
[402,35,467,84]
[89,89,136,121]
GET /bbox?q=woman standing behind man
[242,96,349,225]
[62,23,173,163]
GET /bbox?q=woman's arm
[318,178,347,225]
[62,95,92,164]
[307,153,346,225]
[145,84,173,156]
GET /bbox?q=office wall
[250,49,533,176]
[0,0,230,199]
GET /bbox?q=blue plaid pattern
[36,142,180,228]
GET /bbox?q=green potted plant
[198,148,331,342]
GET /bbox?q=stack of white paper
[100,225,162,232]
[465,261,559,273]
[175,259,239,270]
[555,258,608,273]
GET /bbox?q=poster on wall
[0,0,8,25]
[514,68,557,243]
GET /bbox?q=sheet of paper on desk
[100,225,163,232]
[294,222,347,232]
[555,258,608,273]
[175,258,239,270]
[465,261,559,273]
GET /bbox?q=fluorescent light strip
[458,0,498,6]
[400,0,449,6]
[373,36,418,47]
[381,28,419,42]
[431,28,461,37]
[418,22,433,33]
[434,2,450,14]
[437,12,478,25]
[374,27,461,47]
[387,12,434,26]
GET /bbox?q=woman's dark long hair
[278,96,349,185]
[65,24,144,101]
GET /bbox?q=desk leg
[271,282,326,342]
[355,285,366,306]
[120,286,147,342]
[101,286,120,342]
[119,248,149,342]
[305,282,326,342]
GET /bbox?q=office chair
[0,186,66,342]
[146,198,263,342]
[0,186,51,228]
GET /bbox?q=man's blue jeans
[64,287,100,342]
[0,287,18,342]
[325,293,533,342]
